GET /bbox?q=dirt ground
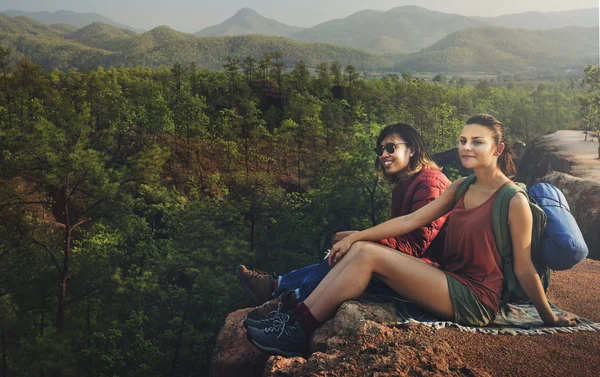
[543,130,600,181]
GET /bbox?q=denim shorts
[445,274,494,327]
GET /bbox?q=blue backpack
[528,183,588,270]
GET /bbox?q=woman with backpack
[245,114,580,358]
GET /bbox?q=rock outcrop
[210,301,489,377]
[208,308,269,377]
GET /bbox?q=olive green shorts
[445,274,494,327]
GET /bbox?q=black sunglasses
[374,142,409,156]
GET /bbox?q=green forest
[0,43,598,376]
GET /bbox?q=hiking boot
[236,265,276,307]
[246,290,298,322]
[244,302,288,330]
[246,316,308,358]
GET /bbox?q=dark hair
[374,122,439,183]
[465,114,516,179]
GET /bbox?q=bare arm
[331,230,358,244]
[509,194,579,326]
[328,177,463,265]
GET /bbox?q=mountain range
[196,6,599,53]
[0,15,385,71]
[3,6,599,54]
[0,13,597,74]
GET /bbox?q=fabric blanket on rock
[361,280,599,335]
[390,299,600,335]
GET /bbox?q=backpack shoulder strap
[492,183,527,260]
[454,175,477,203]
[492,182,528,307]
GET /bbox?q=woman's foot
[244,290,298,328]
[246,317,309,358]
[244,307,290,330]
[236,265,277,306]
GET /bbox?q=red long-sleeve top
[378,168,451,264]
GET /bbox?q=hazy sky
[3,0,599,32]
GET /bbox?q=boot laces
[264,313,296,338]
[260,302,284,323]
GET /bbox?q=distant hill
[1,10,143,33]
[196,8,304,37]
[393,26,599,72]
[66,22,137,51]
[0,14,71,36]
[293,5,487,53]
[0,32,112,70]
[476,8,599,29]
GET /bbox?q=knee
[345,241,368,258]
[347,242,378,265]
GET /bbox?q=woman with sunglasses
[246,114,579,358]
[237,123,450,317]
[241,123,450,333]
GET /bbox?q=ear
[409,147,415,158]
[495,142,505,156]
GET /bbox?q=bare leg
[304,241,429,308]
[299,244,364,306]
[306,242,454,322]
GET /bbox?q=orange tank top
[442,183,506,314]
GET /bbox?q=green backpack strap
[492,183,532,327]
[454,175,477,203]
[492,183,525,300]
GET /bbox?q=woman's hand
[331,230,358,244]
[546,313,581,327]
[328,236,355,267]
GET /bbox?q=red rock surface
[208,308,269,377]
[264,322,490,377]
